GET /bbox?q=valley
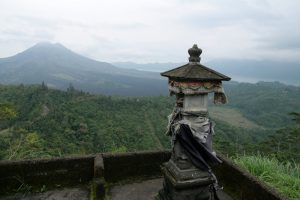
[0,82,299,163]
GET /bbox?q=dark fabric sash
[176,123,222,171]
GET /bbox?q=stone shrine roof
[161,44,231,81]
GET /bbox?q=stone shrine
[158,44,231,200]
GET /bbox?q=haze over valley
[114,60,300,86]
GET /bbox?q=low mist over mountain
[113,60,300,86]
[0,42,166,96]
[207,59,300,86]
[112,62,185,73]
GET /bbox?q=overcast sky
[0,0,300,63]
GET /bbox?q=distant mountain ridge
[1,42,299,97]
[0,42,166,96]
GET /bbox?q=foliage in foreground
[234,155,300,200]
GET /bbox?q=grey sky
[0,0,300,63]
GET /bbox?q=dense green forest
[257,112,300,163]
[0,82,299,163]
[0,84,171,159]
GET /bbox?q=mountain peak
[16,42,74,60]
[31,42,67,50]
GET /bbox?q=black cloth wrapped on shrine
[176,124,222,171]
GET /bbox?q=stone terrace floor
[1,179,161,200]
[1,187,90,200]
[110,178,163,200]
[1,178,234,200]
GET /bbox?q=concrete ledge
[91,178,105,200]
[94,154,104,178]
[93,154,105,199]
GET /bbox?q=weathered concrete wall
[0,155,94,194]
[0,151,287,200]
[103,151,170,182]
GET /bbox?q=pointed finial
[188,44,202,63]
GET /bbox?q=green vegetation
[224,81,300,129]
[0,82,299,162]
[235,155,300,200]
[257,112,300,163]
[0,103,16,120]
[0,84,172,160]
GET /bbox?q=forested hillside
[224,81,300,128]
[257,112,300,163]
[0,82,299,162]
[0,84,171,160]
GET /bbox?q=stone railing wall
[0,151,286,200]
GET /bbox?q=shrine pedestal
[158,160,214,200]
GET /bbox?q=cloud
[0,0,299,62]
[257,32,300,50]
[178,0,279,29]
